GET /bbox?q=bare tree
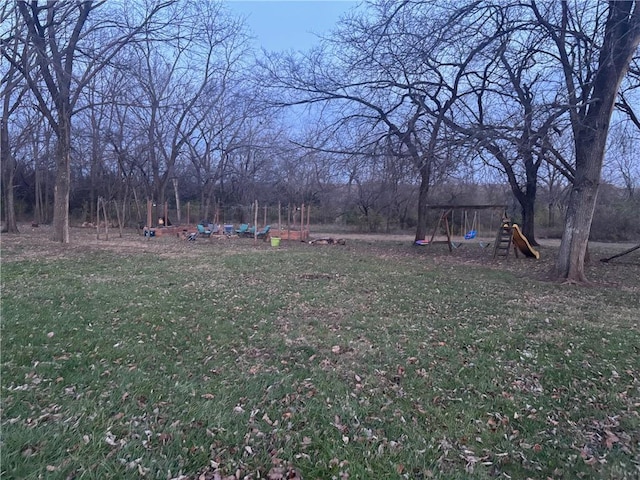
[604,122,639,199]
[612,58,640,199]
[259,1,506,241]
[187,87,261,221]
[450,17,571,245]
[616,56,640,131]
[1,3,28,233]
[538,161,570,230]
[3,0,174,242]
[126,1,247,222]
[526,1,640,282]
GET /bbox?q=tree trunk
[1,120,19,233]
[52,118,71,243]
[520,197,537,246]
[554,2,640,282]
[520,153,539,246]
[414,165,430,241]
[34,167,43,224]
[1,157,20,234]
[554,136,604,282]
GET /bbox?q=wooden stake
[146,199,152,238]
[96,197,109,240]
[254,199,258,243]
[113,199,123,238]
[96,197,100,240]
[172,178,181,223]
[102,198,109,240]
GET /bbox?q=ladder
[493,221,513,259]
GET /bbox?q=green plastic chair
[197,224,212,237]
[235,224,249,235]
[256,225,271,240]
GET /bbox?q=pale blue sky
[224,0,359,52]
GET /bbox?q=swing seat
[464,230,477,240]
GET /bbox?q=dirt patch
[312,231,640,289]
[1,224,638,290]
[0,223,261,263]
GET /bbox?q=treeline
[2,1,639,281]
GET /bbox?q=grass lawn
[1,226,639,479]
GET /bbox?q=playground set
[417,205,540,259]
[96,196,539,258]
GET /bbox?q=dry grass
[1,224,639,479]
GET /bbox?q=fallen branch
[600,244,640,263]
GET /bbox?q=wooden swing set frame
[426,204,508,251]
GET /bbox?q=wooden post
[97,197,109,240]
[187,202,191,226]
[444,214,451,251]
[146,199,152,238]
[278,202,282,233]
[113,199,123,238]
[306,203,311,239]
[102,198,109,241]
[254,199,258,243]
[172,178,181,223]
[96,197,100,239]
[133,188,143,226]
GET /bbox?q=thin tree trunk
[520,194,537,246]
[415,166,430,241]
[1,122,19,233]
[2,159,19,234]
[172,177,181,223]
[132,188,143,224]
[52,117,71,243]
[34,167,42,224]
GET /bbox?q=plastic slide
[511,224,540,259]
